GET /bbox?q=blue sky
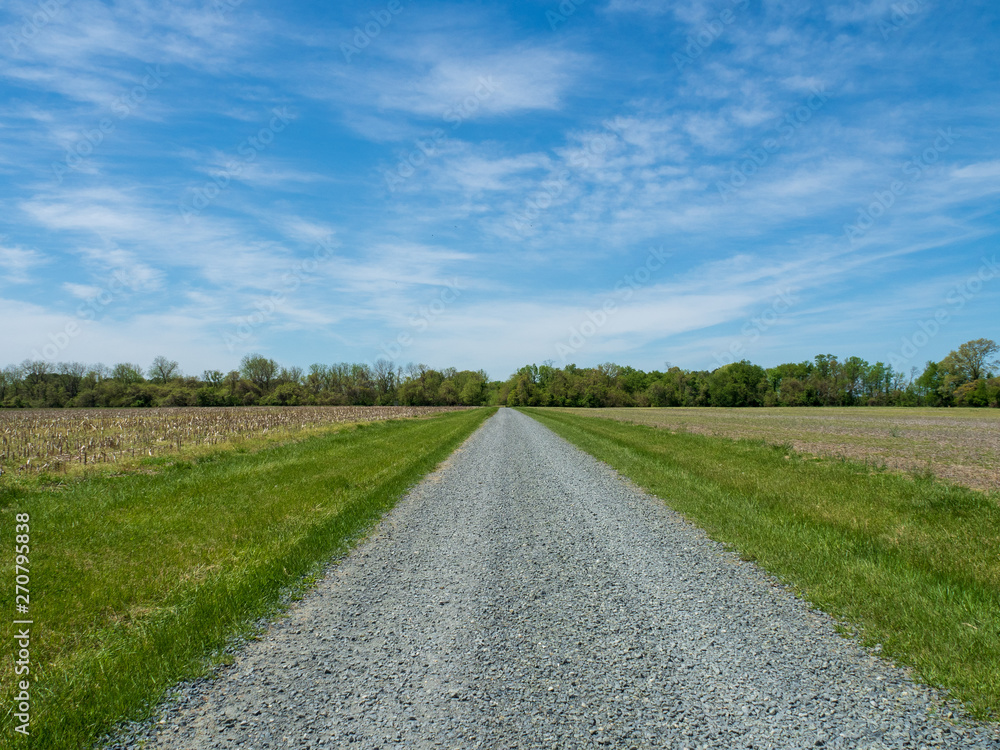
[1,0,998,381]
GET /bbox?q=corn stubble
[0,406,469,474]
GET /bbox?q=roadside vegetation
[0,407,494,750]
[521,408,1000,719]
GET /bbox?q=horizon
[4,334,995,385]
[2,1,998,378]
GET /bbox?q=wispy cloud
[0,244,47,284]
[0,0,996,374]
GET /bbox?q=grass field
[552,406,1000,492]
[0,405,471,483]
[521,407,1000,721]
[0,406,495,750]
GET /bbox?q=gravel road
[112,408,1000,749]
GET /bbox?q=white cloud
[951,160,1000,181]
[0,244,47,284]
[62,282,103,299]
[380,46,582,117]
[76,245,164,292]
[311,34,587,137]
[1,0,996,377]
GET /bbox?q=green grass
[520,407,1000,720]
[552,405,1000,493]
[0,407,495,749]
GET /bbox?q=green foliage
[147,355,180,384]
[954,377,1000,408]
[917,338,999,407]
[239,353,279,390]
[492,339,997,409]
[708,360,768,406]
[3,338,996,410]
[111,362,144,385]
[0,360,501,409]
[944,338,1000,383]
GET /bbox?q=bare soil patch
[555,407,1000,493]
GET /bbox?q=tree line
[1,338,996,409]
[0,355,495,409]
[501,338,999,408]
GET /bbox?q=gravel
[106,408,1000,749]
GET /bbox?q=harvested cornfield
[0,406,471,474]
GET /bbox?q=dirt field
[553,407,1000,493]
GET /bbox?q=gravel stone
[105,408,1000,749]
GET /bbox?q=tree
[279,365,304,385]
[942,338,999,383]
[459,376,485,405]
[708,361,768,406]
[306,364,331,395]
[225,370,241,397]
[57,361,88,399]
[240,353,279,391]
[89,363,111,381]
[778,377,812,406]
[202,369,225,385]
[371,358,397,403]
[0,366,19,402]
[20,360,50,385]
[841,356,869,403]
[111,362,145,384]
[262,382,306,406]
[148,355,180,384]
[437,379,459,405]
[915,360,948,405]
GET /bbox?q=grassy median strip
[0,407,495,750]
[521,407,1000,720]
